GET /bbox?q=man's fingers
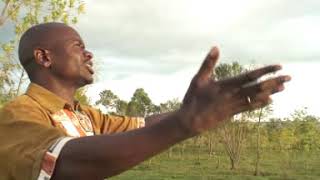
[237,75,291,96]
[229,74,290,114]
[220,64,282,87]
[232,95,272,115]
[228,75,289,114]
[184,47,219,102]
[195,47,219,84]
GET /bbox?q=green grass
[109,146,320,180]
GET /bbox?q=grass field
[110,145,320,180]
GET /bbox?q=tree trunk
[15,69,24,97]
[0,1,10,27]
[254,108,263,176]
[230,157,236,170]
[179,142,185,159]
[216,154,220,169]
[167,147,173,158]
[209,135,213,156]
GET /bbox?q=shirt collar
[26,83,74,113]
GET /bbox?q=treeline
[93,84,320,172]
[91,82,320,174]
[94,88,181,117]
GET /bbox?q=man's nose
[84,50,93,61]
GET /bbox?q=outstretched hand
[178,47,291,135]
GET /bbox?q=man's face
[48,26,94,87]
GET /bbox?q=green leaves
[128,88,152,117]
[214,62,245,80]
[95,90,120,108]
[1,41,14,53]
[74,87,91,106]
[71,16,77,24]
[95,88,182,117]
[69,0,75,8]
[78,3,85,14]
[95,89,129,116]
[159,98,181,113]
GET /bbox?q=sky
[1,0,319,118]
[72,0,320,118]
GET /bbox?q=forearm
[145,112,172,127]
[51,111,191,180]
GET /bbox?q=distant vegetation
[92,62,320,179]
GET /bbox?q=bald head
[18,22,94,87]
[18,22,79,77]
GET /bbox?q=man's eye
[75,43,84,48]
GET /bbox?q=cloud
[76,0,320,65]
[87,66,196,104]
[271,62,320,117]
[221,15,320,63]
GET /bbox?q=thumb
[195,46,219,82]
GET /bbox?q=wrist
[173,108,200,138]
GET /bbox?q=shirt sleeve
[82,106,145,134]
[0,101,68,180]
[37,137,73,179]
[100,114,145,134]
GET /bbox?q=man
[0,22,291,180]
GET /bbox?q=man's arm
[145,112,172,127]
[52,47,291,180]
[52,112,189,180]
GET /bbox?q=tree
[0,0,85,105]
[214,62,247,170]
[159,98,181,113]
[214,62,244,79]
[265,117,283,150]
[95,89,131,116]
[74,87,90,106]
[114,99,128,116]
[126,88,153,117]
[291,108,320,151]
[94,89,181,118]
[0,39,20,103]
[95,89,127,115]
[95,90,119,109]
[253,105,273,175]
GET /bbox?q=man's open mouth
[85,64,94,74]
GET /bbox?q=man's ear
[34,48,52,68]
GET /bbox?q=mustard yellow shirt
[0,83,144,180]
